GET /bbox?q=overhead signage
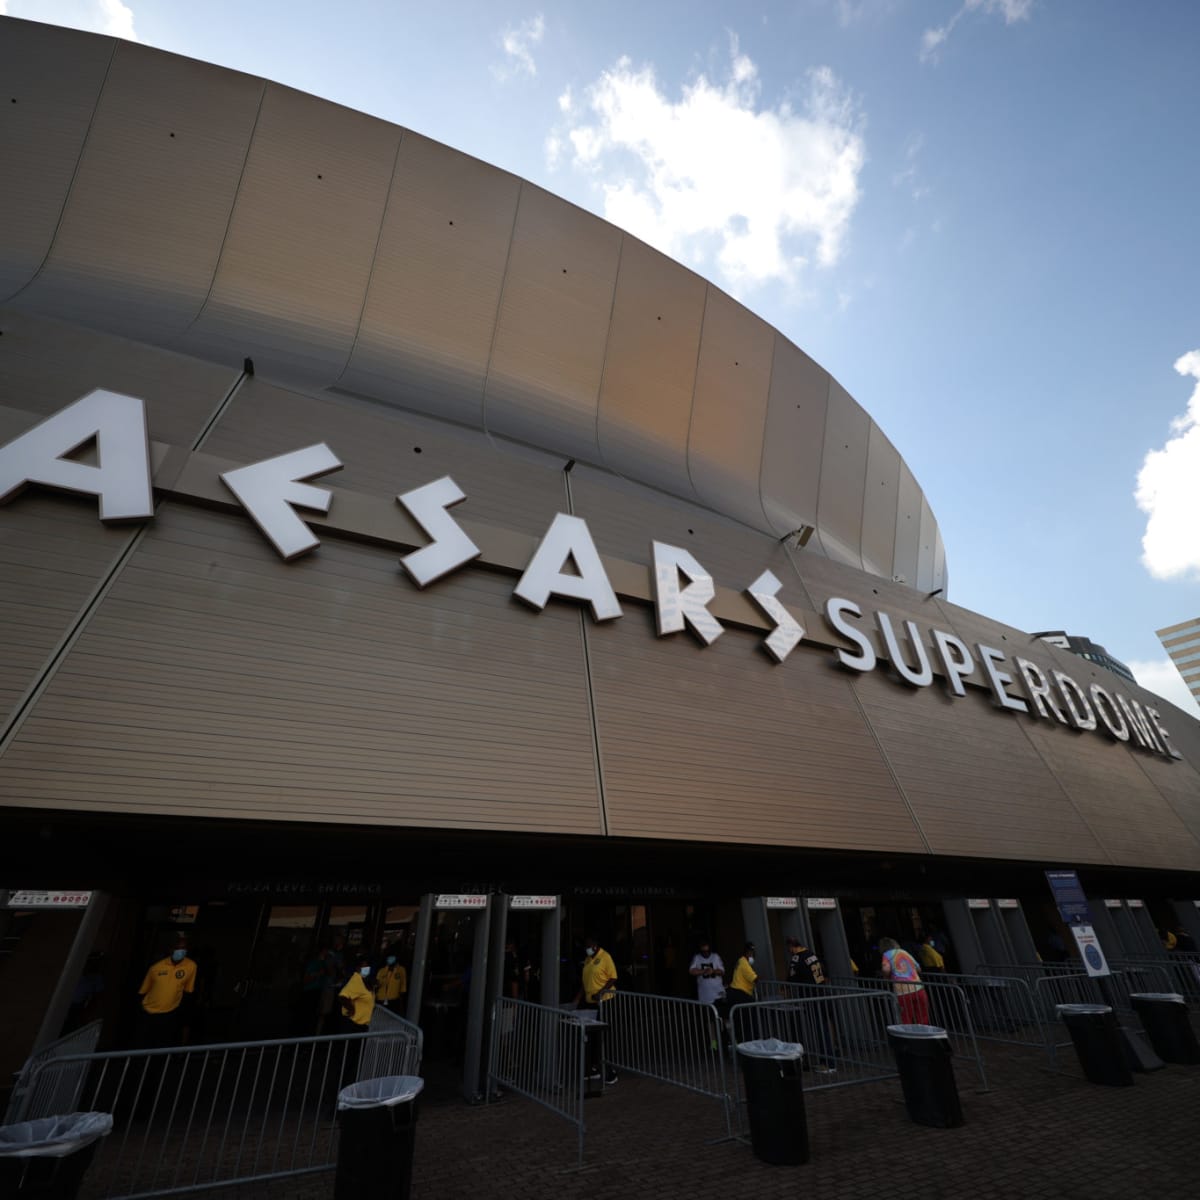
[434,894,488,910]
[806,898,837,910]
[967,898,991,909]
[1070,925,1111,977]
[509,895,557,910]
[7,890,93,908]
[1127,899,1145,909]
[169,905,200,924]
[1045,870,1092,926]
[0,392,1182,762]
[1103,899,1123,908]
[765,897,798,910]
[995,899,1020,909]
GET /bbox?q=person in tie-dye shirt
[879,937,930,1025]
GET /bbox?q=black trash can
[736,1038,808,1165]
[886,1024,963,1128]
[0,1112,112,1199]
[1056,1003,1133,1087]
[1130,993,1200,1065]
[335,1075,423,1200]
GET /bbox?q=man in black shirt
[785,936,835,1072]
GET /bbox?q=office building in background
[1157,618,1200,704]
[1031,631,1137,685]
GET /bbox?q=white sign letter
[397,476,480,587]
[1089,684,1129,742]
[652,542,723,645]
[1145,707,1182,760]
[824,598,876,672]
[1052,671,1097,731]
[745,570,803,662]
[0,389,153,521]
[220,444,342,560]
[932,629,974,697]
[1015,658,1070,724]
[514,513,621,621]
[975,645,1028,713]
[876,612,933,687]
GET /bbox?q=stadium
[2,17,1198,1097]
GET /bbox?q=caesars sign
[0,390,1181,763]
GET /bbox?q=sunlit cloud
[1125,658,1200,717]
[494,13,545,81]
[4,0,139,40]
[555,39,864,295]
[1136,350,1200,582]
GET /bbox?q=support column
[32,890,109,1053]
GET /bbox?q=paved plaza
[202,1036,1197,1200]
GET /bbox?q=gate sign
[967,898,991,909]
[509,895,557,910]
[434,894,488,910]
[1103,899,1123,908]
[7,890,93,908]
[765,897,798,909]
[1070,924,1111,977]
[806,898,837,910]
[996,899,1019,909]
[1044,870,1092,925]
[1127,899,1144,909]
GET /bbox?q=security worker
[338,954,376,1032]
[137,934,197,1047]
[375,949,407,1013]
[575,935,618,1085]
[728,942,758,1002]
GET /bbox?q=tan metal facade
[2,20,1200,874]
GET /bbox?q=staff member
[375,951,407,1013]
[728,942,758,1003]
[574,935,618,1086]
[137,934,197,1047]
[338,954,376,1032]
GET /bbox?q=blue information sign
[1045,869,1092,925]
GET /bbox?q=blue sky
[7,0,1200,712]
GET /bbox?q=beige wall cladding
[916,494,937,592]
[687,289,775,529]
[595,238,705,498]
[1020,718,1200,871]
[338,131,521,426]
[816,380,869,570]
[586,613,925,851]
[0,310,238,446]
[484,185,621,460]
[183,84,399,381]
[849,666,1109,862]
[860,422,901,579]
[17,42,262,339]
[0,496,134,730]
[0,21,112,300]
[1134,753,1200,848]
[932,528,947,595]
[759,338,829,546]
[0,504,603,833]
[892,463,922,588]
[200,379,568,536]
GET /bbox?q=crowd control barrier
[487,998,587,1167]
[10,1017,421,1200]
[4,1020,104,1124]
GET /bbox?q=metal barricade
[4,1019,104,1123]
[1110,960,1177,998]
[15,1022,421,1199]
[832,976,989,1091]
[728,988,901,1094]
[921,971,1049,1056]
[1120,953,1200,1006]
[360,1005,423,1079]
[600,991,730,1136]
[487,998,586,1166]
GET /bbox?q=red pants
[897,988,930,1025]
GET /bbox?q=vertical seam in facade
[856,423,875,575]
[590,232,624,476]
[184,81,269,334]
[754,335,780,536]
[808,374,833,561]
[681,286,710,504]
[1128,747,1200,861]
[333,130,405,385]
[0,368,249,756]
[478,180,524,457]
[564,467,610,836]
[0,39,119,307]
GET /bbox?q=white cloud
[1125,658,1200,718]
[3,0,138,39]
[557,42,864,294]
[495,13,544,81]
[1136,350,1200,581]
[921,0,1032,62]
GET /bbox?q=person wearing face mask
[573,936,618,1086]
[375,947,408,1014]
[338,954,376,1032]
[727,942,758,1004]
[136,933,197,1047]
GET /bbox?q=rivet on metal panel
[413,446,422,454]
[317,173,323,179]
[169,132,175,138]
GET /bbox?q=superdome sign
[0,390,1181,762]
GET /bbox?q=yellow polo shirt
[581,948,617,1003]
[338,972,375,1025]
[376,964,407,1003]
[729,956,757,997]
[139,956,197,1014]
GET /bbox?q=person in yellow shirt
[727,943,757,1003]
[137,935,197,1047]
[574,936,618,1086]
[375,950,407,1014]
[338,955,376,1031]
[918,935,945,972]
